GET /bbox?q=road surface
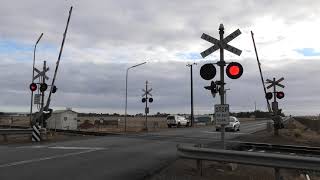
[0,120,269,180]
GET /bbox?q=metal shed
[47,108,78,130]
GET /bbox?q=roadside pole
[218,24,226,149]
[145,81,148,131]
[273,78,279,136]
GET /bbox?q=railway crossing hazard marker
[32,125,41,142]
[266,77,285,89]
[201,29,242,58]
[33,67,49,81]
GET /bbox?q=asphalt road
[0,120,270,180]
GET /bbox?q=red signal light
[226,62,243,79]
[276,91,285,99]
[29,83,37,91]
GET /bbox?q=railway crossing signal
[265,77,285,135]
[141,81,153,131]
[200,24,243,149]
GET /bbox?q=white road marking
[0,149,103,168]
[202,131,247,135]
[16,145,48,149]
[49,146,106,150]
[16,146,105,150]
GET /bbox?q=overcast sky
[0,0,320,115]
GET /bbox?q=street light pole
[125,61,147,132]
[187,63,197,127]
[30,33,43,126]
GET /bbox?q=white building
[47,109,78,130]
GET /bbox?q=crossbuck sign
[201,29,242,58]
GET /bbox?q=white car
[215,116,240,132]
[167,115,190,128]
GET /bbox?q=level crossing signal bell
[29,83,37,91]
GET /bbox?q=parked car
[215,116,240,132]
[167,115,190,128]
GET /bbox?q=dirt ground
[146,118,320,180]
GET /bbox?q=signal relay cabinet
[47,109,78,130]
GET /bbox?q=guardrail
[0,128,46,142]
[238,142,320,156]
[0,129,34,135]
[177,144,320,171]
[177,144,320,179]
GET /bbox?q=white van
[166,115,190,128]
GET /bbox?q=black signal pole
[145,80,148,131]
[218,24,226,149]
[272,77,279,136]
[187,63,197,127]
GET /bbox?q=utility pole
[125,62,147,132]
[187,63,197,127]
